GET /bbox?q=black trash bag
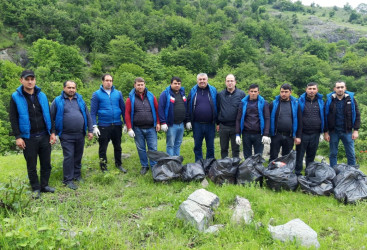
[208,157,241,185]
[298,177,334,196]
[236,154,264,185]
[333,169,367,204]
[181,163,205,181]
[196,158,216,174]
[332,164,367,187]
[147,151,183,182]
[261,151,298,191]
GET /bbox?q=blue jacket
[54,92,88,136]
[298,92,324,132]
[188,84,217,122]
[11,85,52,139]
[129,88,157,129]
[158,86,187,126]
[240,95,266,135]
[270,95,299,137]
[90,85,125,126]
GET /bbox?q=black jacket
[217,87,246,126]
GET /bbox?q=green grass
[1,134,367,249]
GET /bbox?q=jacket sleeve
[187,91,192,122]
[50,99,57,134]
[9,97,21,139]
[216,93,221,125]
[125,98,132,130]
[85,105,94,133]
[323,103,328,132]
[90,92,98,126]
[154,96,160,124]
[296,103,302,138]
[354,98,361,131]
[158,91,167,125]
[235,105,242,136]
[119,92,126,124]
[263,102,270,136]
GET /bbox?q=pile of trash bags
[147,150,367,204]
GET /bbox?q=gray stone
[187,189,219,209]
[231,196,254,225]
[204,224,224,234]
[176,200,213,231]
[268,218,320,248]
[201,178,209,188]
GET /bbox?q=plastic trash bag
[147,151,183,182]
[236,154,264,185]
[181,163,205,181]
[208,157,241,185]
[196,158,216,174]
[333,169,367,204]
[258,151,298,191]
[333,164,367,187]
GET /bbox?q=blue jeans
[329,131,355,167]
[166,123,184,156]
[193,122,215,162]
[134,127,158,168]
[242,133,264,159]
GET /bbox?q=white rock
[201,178,209,188]
[187,189,220,209]
[204,224,224,234]
[268,218,320,248]
[176,200,213,231]
[231,196,254,224]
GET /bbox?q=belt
[276,131,292,137]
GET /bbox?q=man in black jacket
[324,81,360,167]
[217,74,245,158]
[9,70,56,199]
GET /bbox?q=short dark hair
[63,80,76,87]
[134,77,145,83]
[102,74,113,81]
[248,84,259,90]
[280,83,292,91]
[307,82,318,87]
[335,81,346,87]
[171,76,181,83]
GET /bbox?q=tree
[108,35,146,67]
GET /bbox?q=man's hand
[122,125,127,133]
[50,133,56,145]
[93,125,100,138]
[216,125,220,132]
[128,129,135,138]
[235,136,241,145]
[16,138,26,150]
[261,136,271,145]
[186,122,192,130]
[161,124,168,132]
[88,132,93,140]
[294,138,301,145]
[156,124,160,132]
[324,132,330,142]
[352,130,359,140]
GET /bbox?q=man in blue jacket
[90,74,127,173]
[296,82,324,175]
[324,81,360,167]
[51,81,93,190]
[187,73,217,162]
[9,70,56,199]
[158,76,188,156]
[269,83,302,162]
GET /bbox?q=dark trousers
[219,124,239,158]
[98,125,122,170]
[269,134,294,162]
[295,133,320,175]
[23,135,52,191]
[193,122,215,162]
[60,134,85,183]
[242,133,264,159]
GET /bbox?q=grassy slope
[0,134,367,249]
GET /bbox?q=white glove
[128,129,135,138]
[261,136,271,145]
[161,124,168,132]
[319,134,324,142]
[123,125,127,133]
[235,136,241,145]
[93,126,100,138]
[186,122,192,130]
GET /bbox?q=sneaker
[32,190,41,199]
[65,181,78,190]
[140,167,149,175]
[41,186,55,193]
[116,165,127,173]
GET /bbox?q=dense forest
[1,0,367,154]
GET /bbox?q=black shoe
[41,186,55,193]
[140,167,149,175]
[74,177,84,183]
[116,165,127,173]
[32,190,41,199]
[65,181,78,190]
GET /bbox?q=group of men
[10,70,360,198]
